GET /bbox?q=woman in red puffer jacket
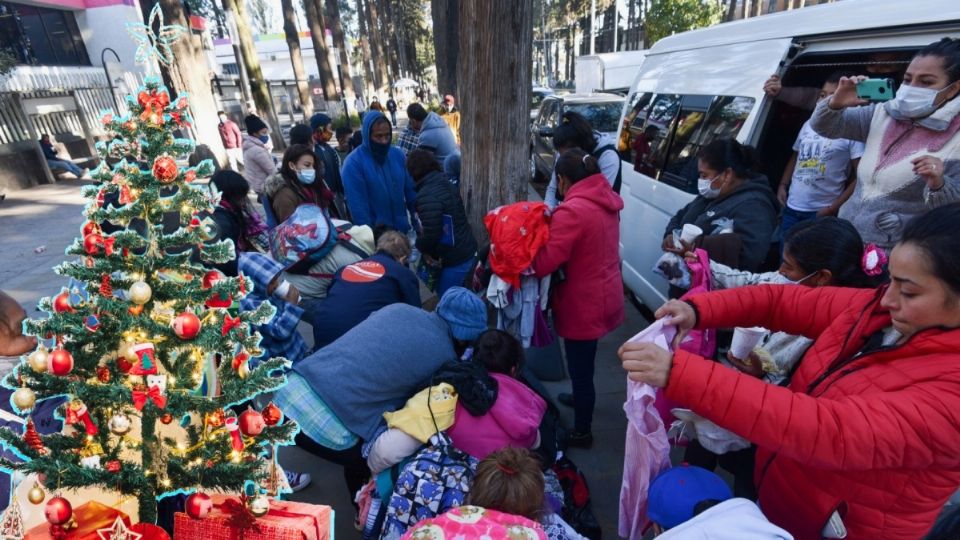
[533,148,624,448]
[621,203,960,539]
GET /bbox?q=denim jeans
[779,206,819,257]
[47,158,83,176]
[564,338,599,433]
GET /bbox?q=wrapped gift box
[173,495,332,540]
[24,501,131,539]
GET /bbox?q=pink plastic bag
[618,320,674,540]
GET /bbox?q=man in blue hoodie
[341,112,417,232]
[406,103,458,163]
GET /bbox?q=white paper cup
[730,327,766,360]
[680,224,703,244]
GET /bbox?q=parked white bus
[617,0,960,312]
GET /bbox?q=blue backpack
[270,204,350,274]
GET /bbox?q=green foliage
[0,77,296,524]
[333,112,361,129]
[0,48,15,76]
[646,0,724,45]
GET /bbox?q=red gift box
[25,501,131,539]
[173,495,332,540]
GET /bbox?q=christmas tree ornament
[171,312,201,340]
[85,314,101,332]
[12,387,36,411]
[106,460,121,473]
[151,156,178,184]
[44,496,72,525]
[202,270,232,308]
[28,347,49,373]
[159,413,173,425]
[24,419,47,455]
[128,281,152,305]
[236,360,249,379]
[132,384,166,411]
[246,493,269,518]
[221,314,241,337]
[27,481,45,504]
[97,365,111,383]
[108,413,132,435]
[205,409,225,428]
[84,233,104,255]
[232,351,250,379]
[118,184,133,205]
[100,274,113,297]
[66,401,98,436]
[224,417,244,451]
[0,496,25,538]
[184,492,212,519]
[262,402,283,426]
[48,348,74,376]
[146,374,167,394]
[82,221,100,237]
[128,304,145,316]
[53,291,75,313]
[129,342,157,376]
[81,454,102,470]
[96,515,142,540]
[239,408,265,437]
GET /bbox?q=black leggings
[295,432,370,506]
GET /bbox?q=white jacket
[658,498,793,540]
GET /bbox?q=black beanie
[244,115,268,135]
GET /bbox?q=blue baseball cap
[648,465,733,530]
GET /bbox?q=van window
[622,92,755,194]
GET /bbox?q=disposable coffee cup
[680,224,703,245]
[730,327,766,360]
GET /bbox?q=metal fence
[0,93,31,145]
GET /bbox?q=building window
[0,2,90,66]
[222,63,240,76]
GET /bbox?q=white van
[617,0,960,312]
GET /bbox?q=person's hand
[661,235,691,255]
[726,350,764,378]
[828,76,869,110]
[912,155,946,190]
[816,205,839,217]
[777,183,789,206]
[683,251,699,264]
[654,299,697,348]
[763,74,782,98]
[619,342,674,388]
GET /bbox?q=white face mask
[698,175,722,199]
[891,83,950,119]
[780,270,818,285]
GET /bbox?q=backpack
[552,455,602,539]
[269,204,368,274]
[592,143,622,194]
[375,441,479,540]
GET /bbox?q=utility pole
[590,0,596,55]
[612,1,618,52]
[223,4,253,111]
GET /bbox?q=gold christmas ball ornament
[246,493,270,517]
[28,348,49,373]
[28,481,45,504]
[12,387,36,411]
[128,281,152,305]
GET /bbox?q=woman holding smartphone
[810,37,960,251]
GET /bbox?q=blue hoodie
[342,112,417,232]
[417,111,459,163]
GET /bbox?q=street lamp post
[100,48,124,114]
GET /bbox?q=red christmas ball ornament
[184,169,197,183]
[239,407,265,437]
[106,460,121,473]
[44,496,72,525]
[81,221,99,237]
[261,402,283,426]
[83,233,103,255]
[117,356,134,374]
[96,366,111,383]
[152,156,179,184]
[52,292,74,313]
[185,492,213,520]
[202,270,233,308]
[48,349,74,376]
[172,312,201,340]
[160,413,173,425]
[205,409,225,428]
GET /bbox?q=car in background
[531,86,555,121]
[530,92,624,182]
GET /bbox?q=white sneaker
[284,470,311,492]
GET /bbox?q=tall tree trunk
[303,0,339,101]
[430,0,459,98]
[356,0,378,93]
[365,0,390,92]
[154,0,227,166]
[458,0,533,242]
[378,0,399,81]
[724,0,738,21]
[223,0,285,151]
[326,0,356,101]
[281,0,313,120]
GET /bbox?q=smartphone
[856,78,895,102]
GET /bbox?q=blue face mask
[258,134,270,144]
[297,168,316,185]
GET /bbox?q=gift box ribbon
[211,498,325,540]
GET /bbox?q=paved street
[0,177,650,539]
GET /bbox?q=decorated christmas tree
[0,5,296,529]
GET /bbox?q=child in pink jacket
[447,330,547,460]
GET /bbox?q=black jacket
[665,175,778,271]
[414,170,477,267]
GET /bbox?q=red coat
[218,119,243,149]
[533,173,624,340]
[668,285,960,539]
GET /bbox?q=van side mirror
[539,126,554,138]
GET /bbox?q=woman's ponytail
[556,148,600,184]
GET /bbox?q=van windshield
[566,102,623,133]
